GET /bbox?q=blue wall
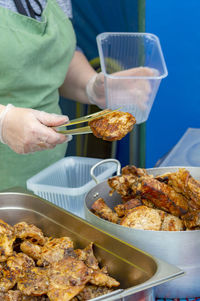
[145,0,200,167]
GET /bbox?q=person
[0,0,154,190]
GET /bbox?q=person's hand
[86,67,158,110]
[0,105,71,154]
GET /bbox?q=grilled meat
[139,177,189,216]
[17,266,49,296]
[75,284,113,300]
[89,268,120,288]
[75,243,99,270]
[14,222,45,245]
[120,205,184,231]
[20,241,42,261]
[0,219,15,262]
[114,199,143,217]
[37,237,74,267]
[91,198,119,223]
[0,290,22,300]
[47,257,91,301]
[7,252,35,279]
[156,168,200,210]
[89,110,136,141]
[181,211,200,229]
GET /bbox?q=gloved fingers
[31,109,69,127]
[86,72,106,109]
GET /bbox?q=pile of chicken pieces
[91,165,200,231]
[0,220,120,300]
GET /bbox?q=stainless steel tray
[0,188,183,301]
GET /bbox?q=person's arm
[59,50,97,104]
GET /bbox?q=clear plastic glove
[0,104,72,154]
[86,67,158,110]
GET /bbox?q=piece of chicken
[17,266,49,296]
[37,237,74,267]
[75,284,113,300]
[89,110,136,141]
[114,198,143,217]
[181,211,200,229]
[156,168,200,210]
[120,205,184,231]
[139,177,189,216]
[89,268,120,288]
[91,198,119,223]
[0,263,17,292]
[75,243,99,270]
[47,257,92,301]
[0,219,15,262]
[7,252,35,279]
[0,290,22,300]
[20,240,42,261]
[14,222,46,245]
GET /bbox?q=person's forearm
[59,51,97,104]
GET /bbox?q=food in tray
[0,220,120,300]
[88,110,136,141]
[91,165,200,231]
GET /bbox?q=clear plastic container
[26,156,117,218]
[97,32,168,124]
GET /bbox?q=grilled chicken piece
[37,237,74,267]
[47,257,91,301]
[108,174,140,197]
[89,268,120,288]
[20,240,42,261]
[17,266,49,296]
[140,177,189,216]
[0,263,17,292]
[181,211,200,229]
[120,205,184,231]
[75,243,99,270]
[75,284,113,300]
[14,222,46,245]
[156,168,200,210]
[89,110,136,141]
[114,199,143,217]
[91,198,119,223]
[7,252,35,279]
[122,165,148,177]
[0,219,15,262]
[21,295,49,300]
[0,290,22,300]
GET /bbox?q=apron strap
[13,0,43,18]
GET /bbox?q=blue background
[145,0,200,167]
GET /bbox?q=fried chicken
[89,110,136,141]
[20,241,42,261]
[91,198,119,223]
[14,222,45,245]
[0,219,15,262]
[7,252,35,279]
[89,268,120,288]
[0,262,17,292]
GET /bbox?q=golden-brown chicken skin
[7,252,35,278]
[181,211,200,229]
[0,290,22,300]
[114,199,143,217]
[75,243,99,270]
[89,268,120,288]
[89,110,136,141]
[14,222,45,245]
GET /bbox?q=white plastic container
[97,32,168,124]
[26,156,117,218]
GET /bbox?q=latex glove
[86,67,158,110]
[0,104,72,154]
